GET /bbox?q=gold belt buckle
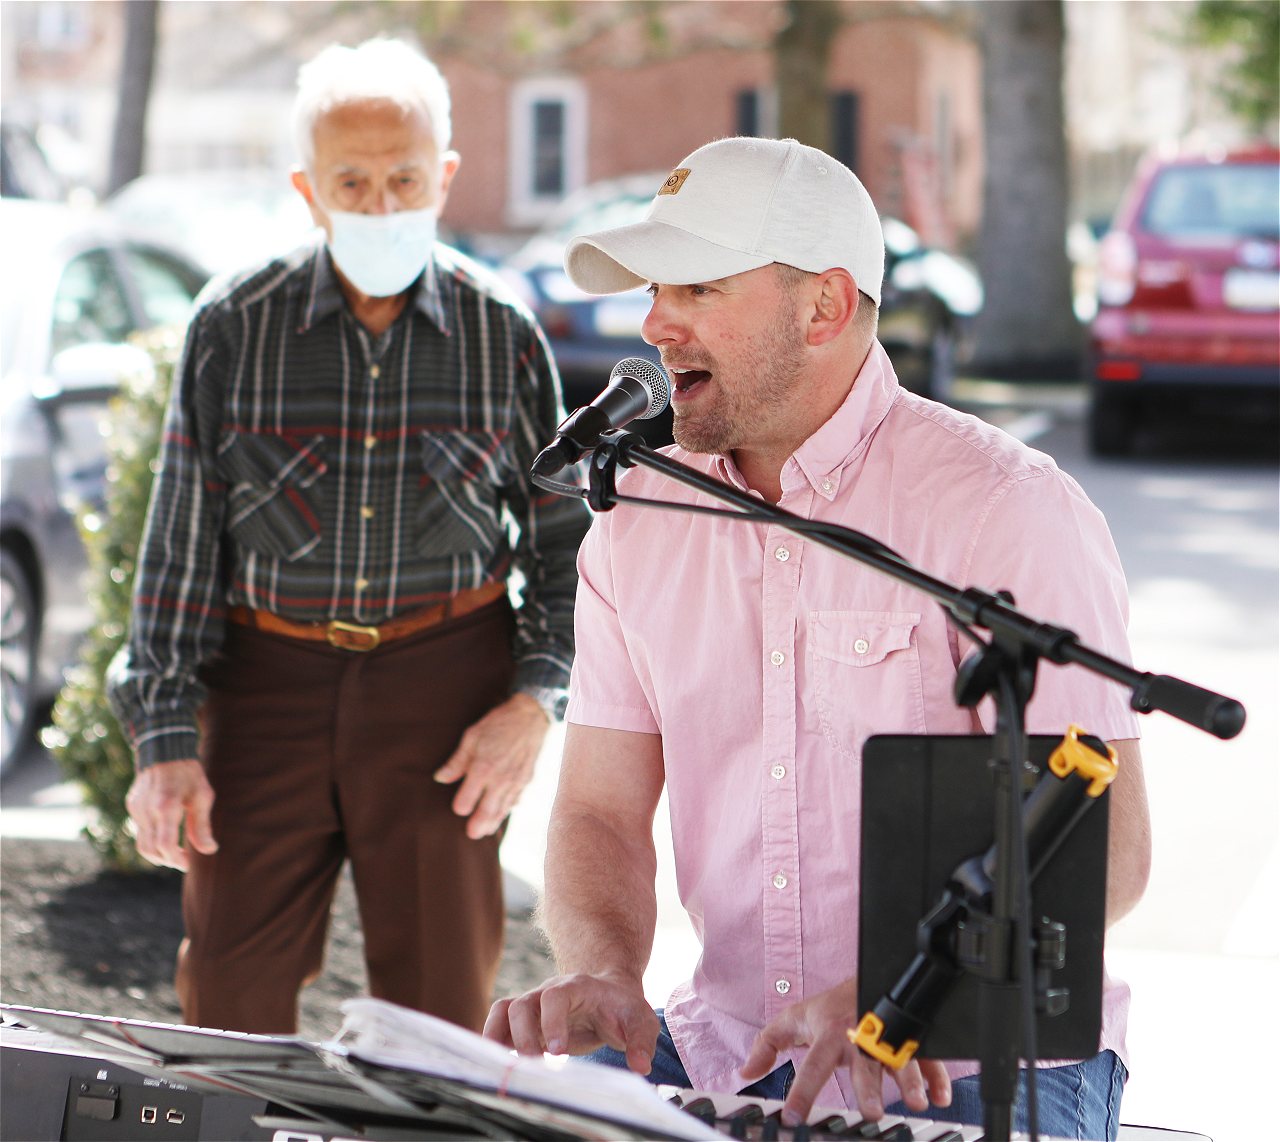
[326,620,381,652]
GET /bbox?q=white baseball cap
[564,136,885,305]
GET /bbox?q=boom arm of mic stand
[584,431,1247,741]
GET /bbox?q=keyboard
[662,1086,996,1141]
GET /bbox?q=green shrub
[42,327,181,871]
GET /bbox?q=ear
[290,166,314,205]
[435,150,462,212]
[806,268,858,347]
[291,167,329,231]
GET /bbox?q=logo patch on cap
[658,168,691,196]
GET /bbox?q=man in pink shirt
[485,137,1152,1140]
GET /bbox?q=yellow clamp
[1048,724,1118,798]
[848,1012,919,1071]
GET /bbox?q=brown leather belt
[227,580,507,652]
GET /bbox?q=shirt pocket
[217,431,326,561]
[415,429,507,558]
[808,610,925,760]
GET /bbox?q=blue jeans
[585,1009,1128,1140]
[894,1050,1129,1142]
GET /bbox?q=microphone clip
[585,428,643,512]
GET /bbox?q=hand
[484,971,659,1074]
[434,693,549,839]
[738,979,951,1125]
[124,759,218,872]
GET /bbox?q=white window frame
[508,76,587,228]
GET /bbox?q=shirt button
[821,478,834,494]
[769,650,785,666]
[355,578,369,592]
[774,546,790,562]
[771,764,786,780]
[854,637,870,655]
[364,435,377,450]
[772,872,788,890]
[360,505,375,520]
[370,365,381,379]
[775,979,791,995]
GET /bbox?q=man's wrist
[524,686,569,723]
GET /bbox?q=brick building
[2,1,981,253]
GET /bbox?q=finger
[738,1034,782,1084]
[781,1033,850,1125]
[184,795,218,856]
[616,1005,658,1075]
[921,1059,952,1108]
[465,792,513,840]
[505,992,551,1057]
[434,735,473,785]
[891,1059,930,1113]
[455,774,506,838]
[482,998,516,1046]
[153,803,190,871]
[535,981,583,1056]
[851,1053,887,1121]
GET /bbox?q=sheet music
[335,997,720,1140]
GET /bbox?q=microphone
[532,357,670,477]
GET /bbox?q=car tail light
[1095,360,1142,381]
[1096,232,1137,306]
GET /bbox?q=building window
[735,87,855,169]
[829,91,860,172]
[735,89,778,139]
[509,78,585,226]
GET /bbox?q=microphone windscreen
[609,357,670,420]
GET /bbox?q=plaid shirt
[109,239,589,768]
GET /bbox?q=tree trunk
[107,0,160,196]
[775,0,842,147]
[971,0,1079,378]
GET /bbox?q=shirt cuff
[132,725,201,770]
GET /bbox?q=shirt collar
[296,238,452,336]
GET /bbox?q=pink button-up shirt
[566,343,1140,1110]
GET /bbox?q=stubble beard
[672,308,809,456]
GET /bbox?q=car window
[1141,164,1280,241]
[122,247,204,328]
[50,249,134,355]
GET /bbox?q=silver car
[0,198,208,772]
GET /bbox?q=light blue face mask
[326,207,438,297]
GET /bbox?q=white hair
[292,38,452,172]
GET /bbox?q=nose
[369,187,397,215]
[641,289,682,348]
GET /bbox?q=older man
[109,39,588,1035]
[486,137,1151,1140]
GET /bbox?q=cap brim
[564,220,774,295]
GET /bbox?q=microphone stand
[537,428,1245,1139]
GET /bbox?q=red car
[1087,146,1279,455]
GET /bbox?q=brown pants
[176,600,515,1035]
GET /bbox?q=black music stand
[857,734,1108,1061]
